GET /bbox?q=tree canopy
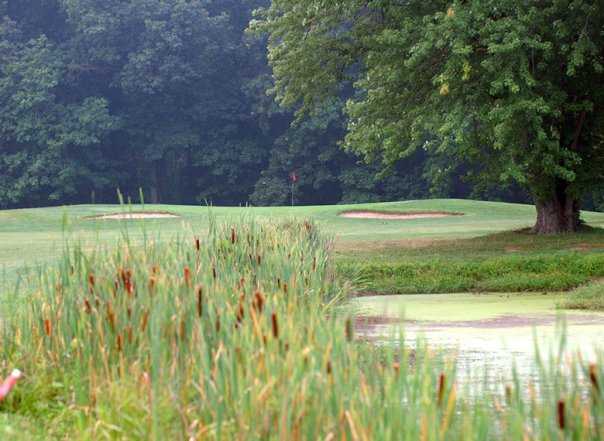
[254,0,604,232]
[1,0,602,222]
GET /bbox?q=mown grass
[562,280,604,311]
[0,218,603,439]
[336,227,604,294]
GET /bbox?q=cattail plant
[589,364,599,396]
[183,266,191,287]
[557,400,566,430]
[1,217,602,441]
[437,373,446,406]
[345,317,353,342]
[271,312,279,339]
[196,285,203,318]
[253,291,264,313]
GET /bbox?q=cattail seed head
[326,361,332,375]
[231,228,237,244]
[345,318,353,342]
[195,237,200,251]
[88,273,95,293]
[180,319,186,340]
[253,291,265,313]
[140,310,150,333]
[271,312,279,339]
[437,373,446,406]
[125,279,134,296]
[196,285,203,318]
[557,400,565,430]
[106,303,116,331]
[84,299,92,314]
[505,385,512,404]
[126,326,133,344]
[116,334,123,352]
[43,319,52,337]
[184,266,191,287]
[589,364,600,395]
[236,298,245,325]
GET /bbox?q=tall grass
[562,280,604,311]
[0,218,603,440]
[338,254,604,294]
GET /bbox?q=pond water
[353,293,604,389]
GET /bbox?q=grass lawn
[2,198,604,298]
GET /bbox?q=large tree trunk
[533,187,580,234]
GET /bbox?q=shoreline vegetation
[0,217,602,438]
[562,280,604,311]
[336,226,604,310]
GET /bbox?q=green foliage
[0,0,276,206]
[256,0,604,227]
[339,253,604,294]
[562,279,604,311]
[337,226,604,294]
[0,0,551,209]
[0,16,117,207]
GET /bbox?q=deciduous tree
[254,0,604,232]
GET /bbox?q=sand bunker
[86,211,180,220]
[339,210,463,220]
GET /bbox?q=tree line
[1,0,602,228]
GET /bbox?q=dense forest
[0,0,601,211]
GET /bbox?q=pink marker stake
[0,369,23,402]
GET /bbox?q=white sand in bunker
[339,210,463,220]
[86,212,180,220]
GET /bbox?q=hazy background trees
[1,0,600,212]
